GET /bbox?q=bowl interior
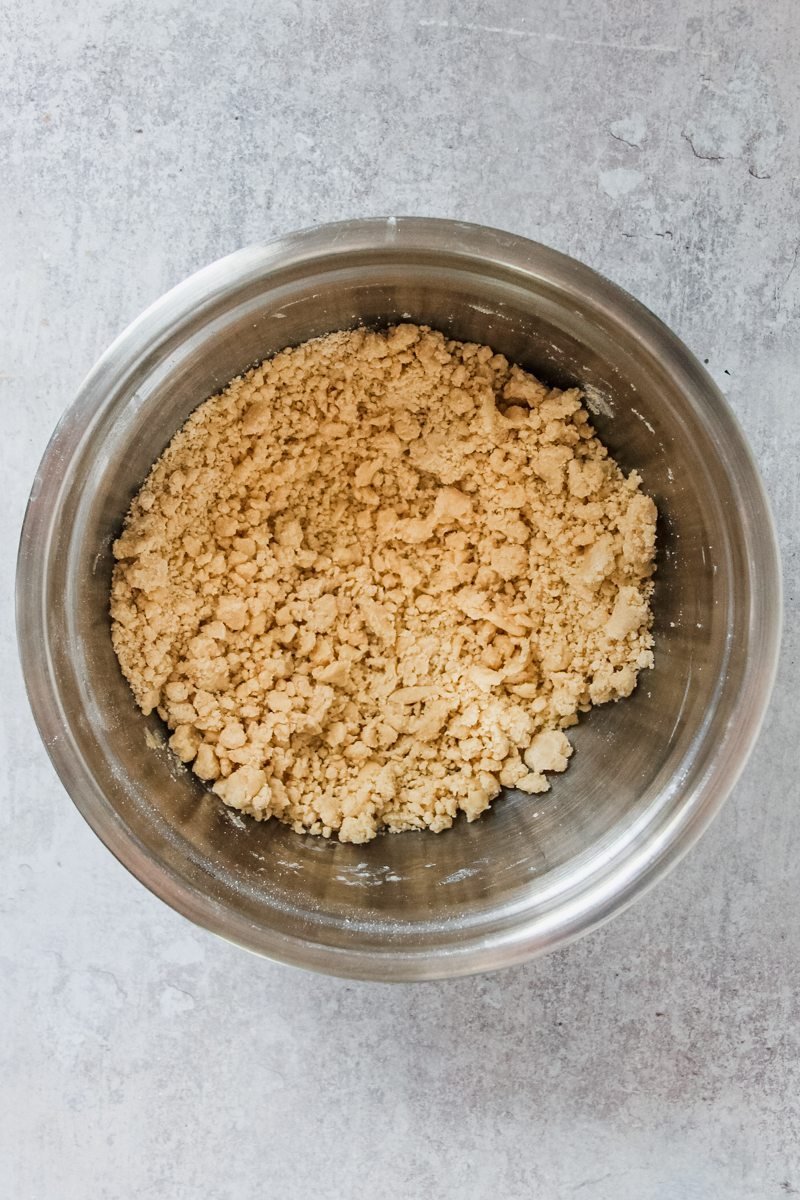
[27,224,767,977]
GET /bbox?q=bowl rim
[16,216,783,980]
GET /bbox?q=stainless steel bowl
[17,218,781,980]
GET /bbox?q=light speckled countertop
[2,2,798,1196]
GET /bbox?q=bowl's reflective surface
[17,218,781,979]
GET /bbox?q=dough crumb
[111,325,657,842]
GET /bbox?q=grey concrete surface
[2,1,799,1196]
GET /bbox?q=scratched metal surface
[1,1,798,1196]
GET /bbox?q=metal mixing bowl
[17,217,781,980]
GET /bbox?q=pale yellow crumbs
[111,325,656,843]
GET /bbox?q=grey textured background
[2,1,799,1197]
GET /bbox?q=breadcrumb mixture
[111,325,656,843]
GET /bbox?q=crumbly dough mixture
[111,325,656,843]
